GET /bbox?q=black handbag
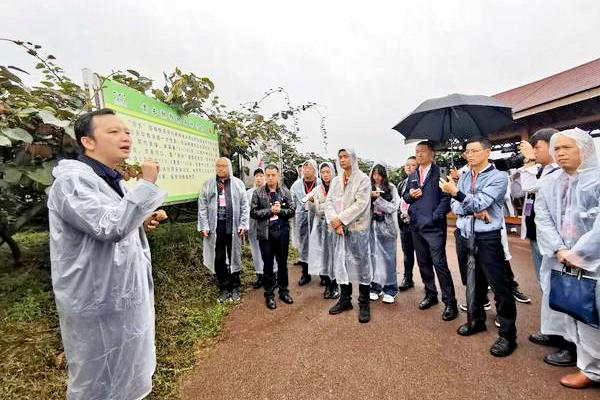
[549,266,599,329]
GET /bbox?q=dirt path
[180,230,599,400]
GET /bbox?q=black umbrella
[392,93,513,143]
[465,218,478,323]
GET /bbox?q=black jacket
[402,164,450,229]
[250,184,295,241]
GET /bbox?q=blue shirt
[451,164,507,238]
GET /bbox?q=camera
[492,142,526,171]
[493,153,525,172]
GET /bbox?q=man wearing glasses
[440,137,518,357]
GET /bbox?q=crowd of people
[47,108,600,398]
[198,130,600,389]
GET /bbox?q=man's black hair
[265,164,279,172]
[74,108,116,147]
[530,128,558,146]
[253,168,264,176]
[407,156,417,161]
[416,141,435,152]
[464,137,492,150]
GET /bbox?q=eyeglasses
[463,148,485,155]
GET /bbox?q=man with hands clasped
[198,157,249,303]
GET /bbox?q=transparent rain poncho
[197,158,249,274]
[368,163,401,288]
[290,159,320,263]
[291,165,303,249]
[308,162,336,278]
[47,159,167,400]
[325,149,372,285]
[535,128,600,360]
[246,185,276,274]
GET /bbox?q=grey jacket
[250,184,295,241]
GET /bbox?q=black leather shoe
[298,274,312,286]
[279,291,294,304]
[358,304,371,323]
[398,278,415,291]
[266,297,276,310]
[490,337,517,357]
[544,348,577,367]
[442,302,459,321]
[252,275,263,289]
[528,332,564,347]
[418,296,439,310]
[329,299,353,315]
[457,322,487,336]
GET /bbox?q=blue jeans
[371,282,399,297]
[530,240,543,283]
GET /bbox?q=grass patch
[0,231,65,399]
[0,221,283,399]
[147,222,257,399]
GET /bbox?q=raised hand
[141,159,160,184]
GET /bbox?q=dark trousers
[412,224,456,304]
[456,229,517,340]
[455,228,470,286]
[399,224,415,281]
[259,226,290,297]
[215,232,240,291]
[455,229,518,289]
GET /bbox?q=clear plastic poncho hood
[290,158,320,263]
[325,148,372,284]
[535,127,600,359]
[308,161,336,278]
[369,163,401,287]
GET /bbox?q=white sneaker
[382,294,395,304]
[459,301,491,312]
[369,292,381,301]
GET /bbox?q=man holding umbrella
[440,137,517,357]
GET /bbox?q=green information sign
[102,79,219,204]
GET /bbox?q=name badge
[219,193,226,207]
[270,215,279,221]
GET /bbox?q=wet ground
[180,229,599,400]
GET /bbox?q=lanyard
[470,170,478,193]
[304,179,316,194]
[420,167,426,185]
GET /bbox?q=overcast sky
[2,0,600,166]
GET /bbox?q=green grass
[0,231,65,399]
[0,222,280,399]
